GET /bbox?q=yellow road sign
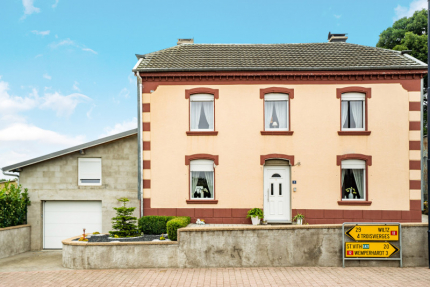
[345,225,399,241]
[345,242,399,258]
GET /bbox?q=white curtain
[190,102,202,130]
[202,102,213,130]
[265,101,275,130]
[341,169,346,188]
[191,172,199,198]
[204,171,213,198]
[274,101,288,129]
[350,101,363,128]
[352,169,364,199]
[341,101,348,129]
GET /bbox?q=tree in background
[109,197,139,237]
[377,9,428,134]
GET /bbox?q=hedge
[137,215,191,241]
[0,182,31,228]
[138,216,176,235]
[166,217,191,241]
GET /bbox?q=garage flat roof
[1,128,138,172]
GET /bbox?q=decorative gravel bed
[72,234,171,242]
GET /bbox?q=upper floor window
[341,159,365,200]
[190,94,214,131]
[264,93,289,131]
[190,159,214,200]
[341,93,365,131]
[78,158,102,186]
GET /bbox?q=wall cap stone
[0,224,30,232]
[62,235,179,246]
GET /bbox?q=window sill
[337,201,372,206]
[186,131,218,136]
[186,200,218,204]
[261,131,294,136]
[338,131,371,136]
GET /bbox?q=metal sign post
[342,222,402,267]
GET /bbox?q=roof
[133,42,427,72]
[2,129,137,172]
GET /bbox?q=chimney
[328,32,348,43]
[177,38,194,45]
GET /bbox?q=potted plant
[293,213,305,225]
[247,208,264,225]
[345,187,357,199]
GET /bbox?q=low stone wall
[62,223,428,269]
[0,225,31,259]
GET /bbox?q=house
[1,129,138,250]
[132,35,426,224]
[1,34,426,250]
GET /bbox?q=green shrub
[109,198,139,238]
[166,217,191,241]
[0,181,31,228]
[138,216,175,235]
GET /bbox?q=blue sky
[0,0,427,178]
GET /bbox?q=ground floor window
[190,159,214,199]
[341,160,365,200]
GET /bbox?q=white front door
[263,166,291,222]
[43,201,102,249]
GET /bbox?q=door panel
[264,166,290,222]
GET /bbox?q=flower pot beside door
[293,213,305,225]
[246,208,264,225]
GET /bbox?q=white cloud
[32,30,50,36]
[40,92,91,117]
[394,0,427,20]
[0,123,84,146]
[99,118,137,138]
[72,81,80,91]
[49,38,74,48]
[52,0,59,8]
[49,38,97,55]
[0,78,91,119]
[43,73,52,80]
[86,106,95,119]
[82,48,98,54]
[128,73,134,84]
[35,54,43,58]
[119,88,129,98]
[333,14,341,19]
[21,0,40,19]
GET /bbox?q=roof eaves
[403,53,428,66]
[1,128,138,172]
[136,65,428,72]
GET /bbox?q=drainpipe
[2,170,19,185]
[427,0,430,269]
[135,71,144,218]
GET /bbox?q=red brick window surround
[260,87,294,136]
[185,154,219,204]
[185,88,219,136]
[337,87,371,136]
[337,154,372,206]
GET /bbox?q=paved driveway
[1,252,430,286]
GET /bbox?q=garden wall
[62,223,428,269]
[0,225,31,259]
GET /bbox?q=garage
[43,201,102,249]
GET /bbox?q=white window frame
[264,93,289,131]
[341,159,366,201]
[341,92,365,131]
[190,94,214,132]
[78,158,102,186]
[190,159,214,200]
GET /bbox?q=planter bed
[72,234,170,242]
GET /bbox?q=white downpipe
[135,71,144,217]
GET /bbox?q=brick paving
[0,267,429,287]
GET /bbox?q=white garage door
[43,201,102,249]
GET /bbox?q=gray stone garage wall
[63,223,428,269]
[20,135,139,250]
[0,225,31,259]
